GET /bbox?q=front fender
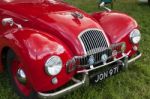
[92,11,138,43]
[92,11,139,56]
[1,28,75,92]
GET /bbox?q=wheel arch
[0,28,75,92]
[1,46,15,71]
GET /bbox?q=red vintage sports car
[0,0,142,99]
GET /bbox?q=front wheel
[7,50,38,99]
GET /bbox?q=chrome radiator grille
[79,29,108,54]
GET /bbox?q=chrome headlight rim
[45,56,63,76]
[130,29,141,44]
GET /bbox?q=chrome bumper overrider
[38,52,142,99]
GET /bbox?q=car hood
[0,1,105,55]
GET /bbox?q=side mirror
[99,0,114,11]
[2,18,14,26]
[2,18,23,29]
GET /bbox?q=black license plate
[90,64,122,83]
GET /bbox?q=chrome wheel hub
[17,68,27,84]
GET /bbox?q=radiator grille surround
[78,29,109,55]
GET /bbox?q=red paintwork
[92,11,139,55]
[0,0,140,93]
[11,60,32,96]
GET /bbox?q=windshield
[1,0,47,4]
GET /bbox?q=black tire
[6,49,38,99]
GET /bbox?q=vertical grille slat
[87,31,93,53]
[95,32,100,55]
[79,29,109,55]
[95,32,100,49]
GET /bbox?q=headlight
[130,29,141,44]
[45,56,62,76]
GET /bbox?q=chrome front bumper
[38,52,142,99]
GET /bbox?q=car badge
[71,11,83,19]
[101,54,108,63]
[88,55,95,65]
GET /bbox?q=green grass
[0,0,150,99]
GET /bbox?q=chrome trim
[17,68,27,84]
[45,56,63,76]
[38,73,89,99]
[71,11,83,19]
[77,55,126,73]
[129,29,141,44]
[2,18,23,29]
[99,2,112,12]
[128,52,142,64]
[38,52,142,99]
[66,42,125,70]
[78,28,110,55]
[73,49,112,67]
